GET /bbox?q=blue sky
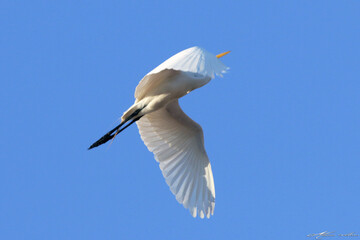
[1,0,360,239]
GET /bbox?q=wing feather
[136,100,215,218]
[135,47,229,100]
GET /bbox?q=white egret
[89,46,230,218]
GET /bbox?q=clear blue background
[1,1,359,239]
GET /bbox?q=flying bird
[89,46,229,218]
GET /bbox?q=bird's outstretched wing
[135,46,229,100]
[136,100,215,218]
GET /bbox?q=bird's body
[122,70,210,121]
[89,46,229,218]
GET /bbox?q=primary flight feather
[89,46,229,218]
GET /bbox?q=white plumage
[137,100,215,218]
[148,46,228,78]
[89,46,229,218]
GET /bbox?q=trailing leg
[88,107,144,150]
